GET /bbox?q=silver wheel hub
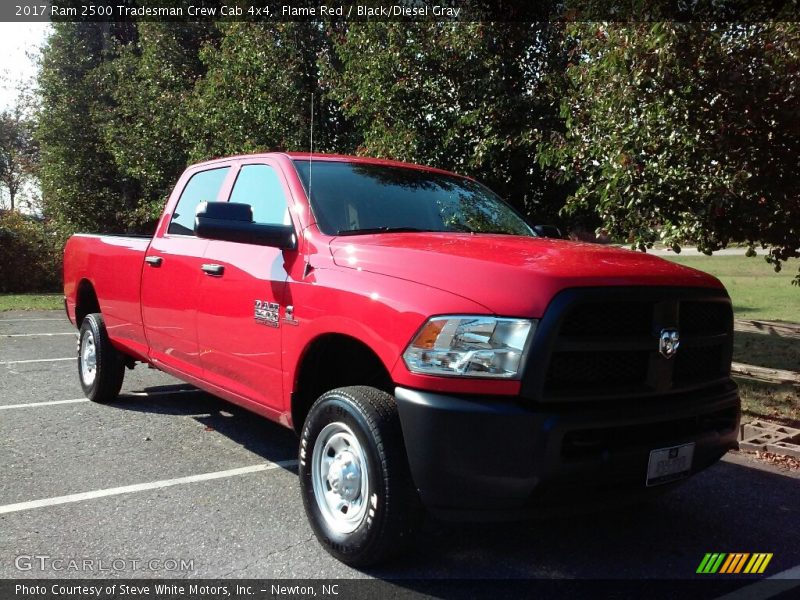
[327,450,362,502]
[311,422,370,534]
[80,330,97,386]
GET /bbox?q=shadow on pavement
[733,330,800,372]
[370,457,799,581]
[104,385,799,582]
[112,384,299,468]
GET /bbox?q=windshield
[293,160,534,237]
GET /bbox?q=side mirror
[195,202,296,249]
[533,224,563,239]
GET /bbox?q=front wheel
[299,386,422,566]
[78,313,125,403]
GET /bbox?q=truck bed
[63,233,151,360]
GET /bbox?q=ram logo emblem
[659,328,680,359]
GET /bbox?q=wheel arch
[75,279,101,327]
[290,333,394,434]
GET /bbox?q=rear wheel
[299,386,421,566]
[78,313,125,403]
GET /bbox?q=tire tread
[301,385,422,566]
[79,313,125,403]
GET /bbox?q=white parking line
[0,461,298,515]
[2,333,75,338]
[0,390,202,411]
[0,398,88,410]
[767,565,800,585]
[768,564,800,580]
[0,318,65,322]
[0,357,75,365]
[714,564,800,600]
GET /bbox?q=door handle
[145,256,163,267]
[201,263,225,277]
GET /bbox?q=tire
[78,313,125,403]
[299,386,422,566]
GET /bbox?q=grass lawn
[663,255,800,425]
[663,255,800,323]
[0,293,63,311]
[661,255,800,424]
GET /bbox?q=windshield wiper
[334,227,439,236]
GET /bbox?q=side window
[229,164,290,226]
[168,167,230,235]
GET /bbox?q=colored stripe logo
[697,553,773,574]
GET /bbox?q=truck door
[141,166,233,379]
[196,160,297,411]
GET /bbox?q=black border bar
[4,1,800,23]
[5,578,800,600]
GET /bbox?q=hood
[330,233,723,316]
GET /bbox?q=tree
[324,22,567,222]
[181,22,353,162]
[0,103,38,212]
[97,22,218,228]
[538,23,800,283]
[36,22,136,233]
[35,21,568,233]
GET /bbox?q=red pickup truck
[64,153,740,565]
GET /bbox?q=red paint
[63,153,724,429]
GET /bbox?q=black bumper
[395,383,740,518]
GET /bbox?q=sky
[0,23,50,210]
[0,22,51,111]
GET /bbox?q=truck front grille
[546,351,649,390]
[680,301,731,335]
[558,301,652,337]
[529,288,733,401]
[674,344,727,383]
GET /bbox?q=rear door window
[168,167,231,235]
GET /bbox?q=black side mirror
[533,224,563,239]
[195,202,296,249]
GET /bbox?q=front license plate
[646,443,695,486]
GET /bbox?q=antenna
[302,93,315,280]
[308,93,314,200]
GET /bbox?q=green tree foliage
[182,22,353,161]
[0,105,38,211]
[0,211,65,292]
[97,22,217,228]
[37,23,136,233]
[36,21,352,236]
[538,23,800,283]
[34,20,799,287]
[325,22,566,221]
[27,21,604,238]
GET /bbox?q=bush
[0,211,65,293]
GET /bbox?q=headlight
[402,316,536,379]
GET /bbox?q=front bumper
[394,383,740,519]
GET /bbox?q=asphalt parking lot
[1,310,799,584]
